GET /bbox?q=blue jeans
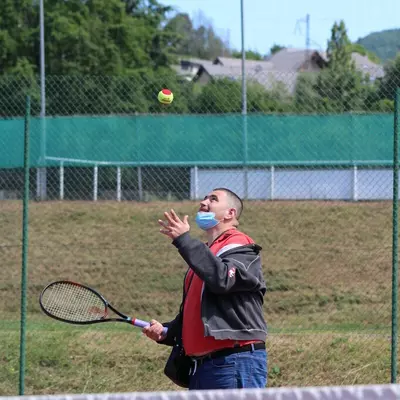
[188,349,267,390]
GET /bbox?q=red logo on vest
[228,267,236,278]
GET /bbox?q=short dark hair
[213,187,243,219]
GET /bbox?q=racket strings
[41,282,106,322]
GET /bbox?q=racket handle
[133,318,168,335]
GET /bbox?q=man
[143,188,268,390]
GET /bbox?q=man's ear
[225,208,237,221]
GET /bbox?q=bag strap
[176,270,194,346]
[179,270,194,315]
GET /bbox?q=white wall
[190,167,397,201]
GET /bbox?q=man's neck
[206,224,236,245]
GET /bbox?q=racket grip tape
[133,318,168,335]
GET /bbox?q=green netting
[0,113,394,168]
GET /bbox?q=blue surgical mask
[195,211,220,231]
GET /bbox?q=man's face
[199,190,234,221]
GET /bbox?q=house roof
[173,48,385,93]
[350,53,384,79]
[213,56,275,72]
[196,64,298,94]
[268,48,384,78]
[180,58,215,69]
[268,48,327,71]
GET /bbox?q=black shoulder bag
[163,272,195,388]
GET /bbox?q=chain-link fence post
[391,86,400,383]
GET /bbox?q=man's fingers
[143,320,159,333]
[163,211,175,224]
[159,211,189,240]
[163,210,184,226]
[170,209,181,222]
[158,219,172,233]
[142,326,150,335]
[142,320,165,341]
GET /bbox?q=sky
[164,0,400,55]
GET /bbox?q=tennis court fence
[0,71,399,201]
[2,72,400,395]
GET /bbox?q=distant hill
[356,29,400,63]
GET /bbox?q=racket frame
[39,280,143,327]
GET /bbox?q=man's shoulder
[212,229,256,257]
[223,229,254,246]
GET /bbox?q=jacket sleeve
[172,232,264,294]
[156,312,182,347]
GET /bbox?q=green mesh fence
[0,113,395,168]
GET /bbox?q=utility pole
[240,0,248,199]
[305,14,310,68]
[295,14,311,69]
[38,0,47,200]
[306,14,310,52]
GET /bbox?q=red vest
[182,228,259,356]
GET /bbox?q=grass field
[0,200,397,395]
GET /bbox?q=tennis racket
[39,280,168,335]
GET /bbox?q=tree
[191,78,290,114]
[163,13,193,56]
[165,10,229,59]
[128,0,177,68]
[326,21,354,71]
[293,73,321,113]
[0,0,178,76]
[231,50,264,60]
[350,43,380,64]
[247,80,291,112]
[192,78,242,113]
[270,44,285,55]
[356,29,400,63]
[0,0,37,73]
[293,20,381,113]
[376,54,400,102]
[315,20,366,112]
[0,0,192,116]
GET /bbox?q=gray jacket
[159,231,268,347]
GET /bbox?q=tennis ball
[158,89,174,105]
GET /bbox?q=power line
[294,14,324,52]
